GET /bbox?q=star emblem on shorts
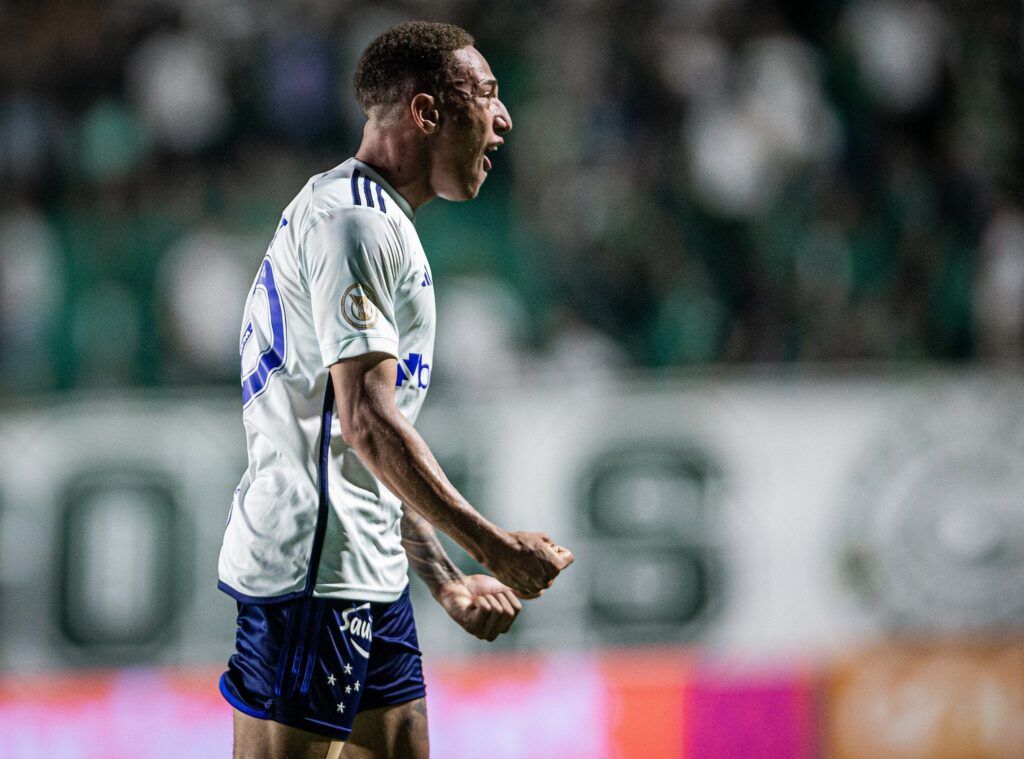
[327,674,336,686]
[337,702,345,714]
[354,680,360,691]
[343,663,353,675]
[345,685,352,694]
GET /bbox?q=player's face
[431,47,512,201]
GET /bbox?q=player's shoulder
[292,160,421,283]
[305,159,405,224]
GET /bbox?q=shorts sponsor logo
[339,603,372,658]
[341,283,379,330]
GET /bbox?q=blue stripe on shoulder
[351,170,362,206]
[350,169,388,215]
[363,175,375,209]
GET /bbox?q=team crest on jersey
[341,283,379,329]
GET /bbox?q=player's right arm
[302,203,571,596]
[329,353,573,597]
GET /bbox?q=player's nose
[494,98,512,133]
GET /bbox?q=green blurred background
[3,0,1022,397]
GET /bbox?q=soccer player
[217,21,573,759]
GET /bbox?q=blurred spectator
[841,0,947,113]
[74,99,150,182]
[0,96,60,189]
[258,32,339,141]
[126,31,230,153]
[434,276,532,388]
[157,228,258,383]
[974,206,1024,360]
[0,0,1022,398]
[0,208,63,393]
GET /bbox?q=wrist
[432,575,465,599]
[467,522,511,567]
[425,564,465,599]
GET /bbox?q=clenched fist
[437,574,523,641]
[484,531,574,598]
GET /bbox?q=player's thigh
[233,708,338,759]
[342,697,429,759]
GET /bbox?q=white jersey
[218,158,435,604]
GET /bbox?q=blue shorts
[219,586,426,741]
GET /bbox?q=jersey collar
[349,159,415,222]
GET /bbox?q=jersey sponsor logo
[339,603,372,658]
[396,352,430,390]
[341,283,379,330]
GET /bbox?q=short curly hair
[353,21,474,117]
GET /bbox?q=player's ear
[411,94,439,135]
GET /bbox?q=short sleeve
[301,207,407,367]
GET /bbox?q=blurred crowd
[1,0,1022,395]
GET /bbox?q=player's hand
[436,574,523,641]
[487,531,574,598]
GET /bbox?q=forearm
[401,506,464,598]
[329,356,569,597]
[343,396,506,564]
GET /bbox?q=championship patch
[341,283,380,329]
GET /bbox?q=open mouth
[483,142,501,172]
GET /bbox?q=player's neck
[355,124,435,212]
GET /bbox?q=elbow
[337,407,378,455]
